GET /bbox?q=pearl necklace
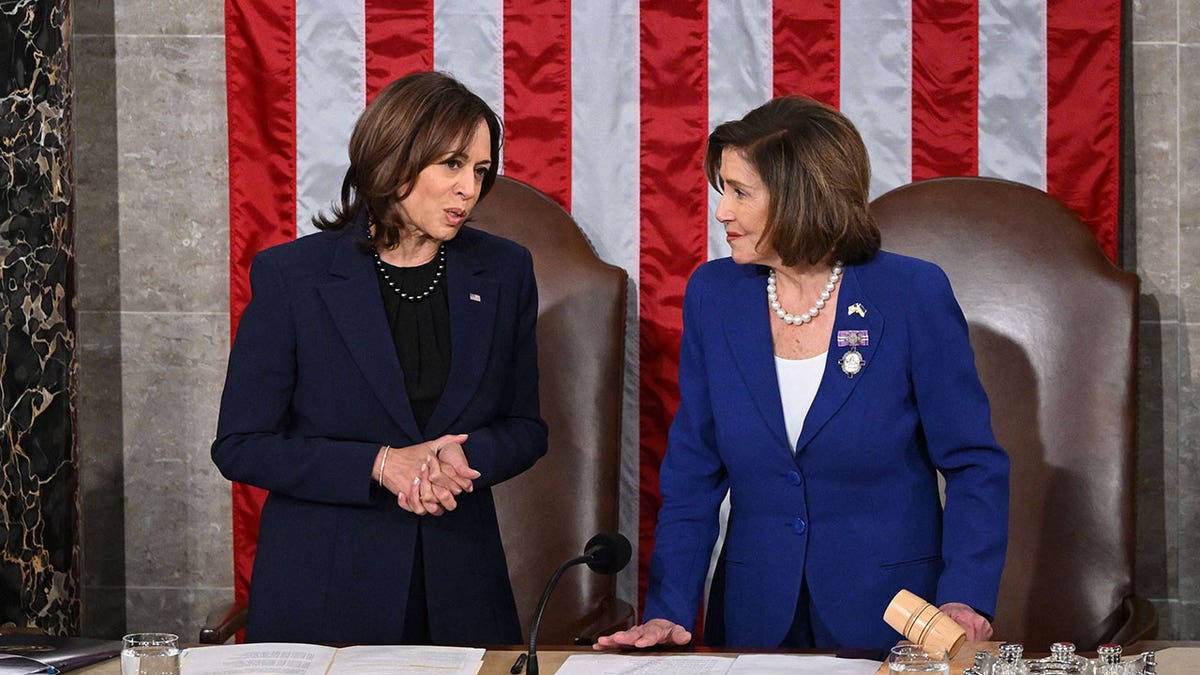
[373,245,446,302]
[767,262,843,325]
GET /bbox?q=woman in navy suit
[598,97,1009,651]
[212,72,547,645]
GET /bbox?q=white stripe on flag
[571,1,640,278]
[434,0,504,151]
[295,0,365,238]
[978,0,1047,189]
[840,0,913,199]
[707,0,772,263]
[570,1,642,605]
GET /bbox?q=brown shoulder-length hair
[313,71,502,248]
[704,96,880,267]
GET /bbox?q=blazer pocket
[879,553,942,570]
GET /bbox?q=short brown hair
[314,71,502,247]
[704,96,880,266]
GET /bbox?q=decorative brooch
[836,329,868,378]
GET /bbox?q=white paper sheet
[181,643,484,675]
[728,653,883,674]
[555,654,734,675]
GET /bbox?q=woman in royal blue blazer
[598,97,1009,651]
[212,72,547,645]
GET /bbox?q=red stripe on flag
[225,0,298,612]
[773,0,839,107]
[1047,0,1121,262]
[638,1,709,612]
[502,0,572,209]
[911,0,978,180]
[364,0,434,103]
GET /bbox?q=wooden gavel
[883,589,967,657]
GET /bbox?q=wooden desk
[71,642,1200,674]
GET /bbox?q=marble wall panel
[0,0,78,634]
[1132,0,1179,42]
[114,35,227,314]
[1132,44,1181,323]
[74,1,115,36]
[120,312,229,591]
[1184,0,1200,44]
[76,310,125,624]
[73,34,121,313]
[1180,45,1200,324]
[1179,325,1200,601]
[1136,322,1179,600]
[125,587,231,643]
[114,0,224,36]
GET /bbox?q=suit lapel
[722,266,791,451]
[794,263,884,454]
[424,233,498,436]
[318,224,423,442]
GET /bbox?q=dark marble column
[1,0,79,635]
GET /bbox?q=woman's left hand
[939,602,993,641]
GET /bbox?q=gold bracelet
[378,445,392,486]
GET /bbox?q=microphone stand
[523,554,590,675]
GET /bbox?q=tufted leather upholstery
[870,177,1153,650]
[470,176,631,645]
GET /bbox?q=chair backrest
[469,176,628,644]
[871,177,1140,649]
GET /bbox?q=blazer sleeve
[211,251,382,505]
[642,269,730,630]
[459,246,549,490]
[906,263,1010,618]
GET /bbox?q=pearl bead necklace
[767,262,844,325]
[373,244,446,302]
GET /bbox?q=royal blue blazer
[212,216,548,645]
[643,251,1009,650]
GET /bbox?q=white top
[775,352,828,454]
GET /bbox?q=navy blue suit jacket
[643,251,1009,650]
[212,217,547,645]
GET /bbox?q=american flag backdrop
[224,0,1121,613]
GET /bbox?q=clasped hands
[374,433,481,516]
[594,602,993,650]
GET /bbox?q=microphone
[518,532,631,675]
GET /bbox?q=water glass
[121,633,180,675]
[888,644,951,674]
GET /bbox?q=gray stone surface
[1132,43,1181,324]
[74,35,122,313]
[125,587,232,644]
[1136,321,1179,600]
[121,312,230,590]
[1132,0,1178,42]
[1180,46,1200,324]
[74,0,115,36]
[114,35,228,314]
[114,0,224,36]
[1184,0,1200,44]
[1179,324,1200,601]
[81,585,127,639]
[77,310,126,593]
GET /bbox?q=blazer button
[787,470,803,486]
[792,517,807,535]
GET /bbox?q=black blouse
[374,253,451,432]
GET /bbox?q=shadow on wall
[72,0,128,638]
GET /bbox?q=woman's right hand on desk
[593,619,693,650]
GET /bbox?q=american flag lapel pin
[469,293,482,303]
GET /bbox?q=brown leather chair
[201,176,631,645]
[870,177,1154,650]
[472,176,632,644]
